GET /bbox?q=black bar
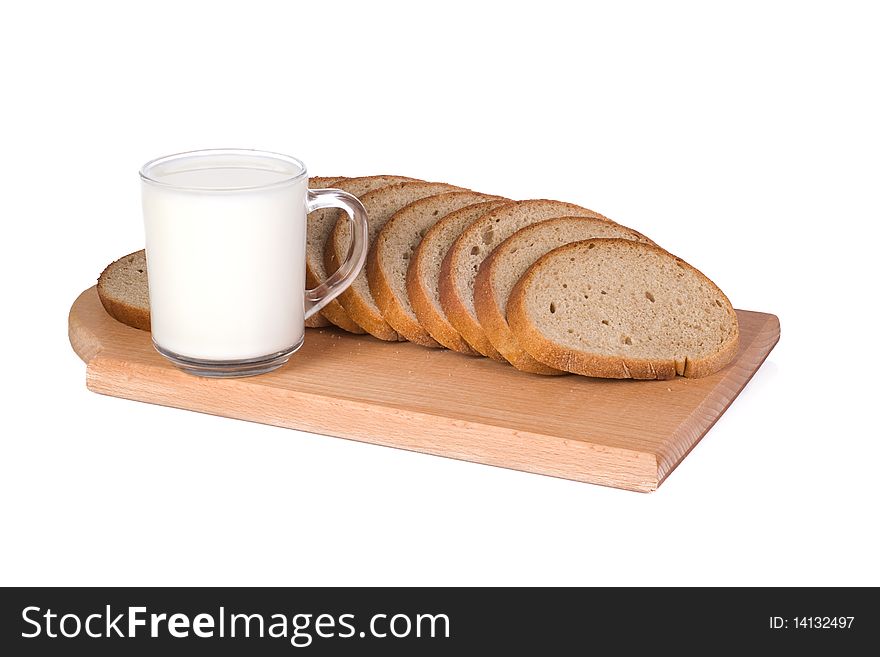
[1,587,875,655]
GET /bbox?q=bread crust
[368,245,441,347]
[304,262,365,333]
[473,254,563,374]
[507,239,739,379]
[407,201,509,355]
[96,249,151,331]
[304,177,343,329]
[439,245,507,361]
[309,176,344,188]
[406,266,477,354]
[474,217,657,375]
[307,176,418,334]
[369,192,503,347]
[304,312,331,328]
[440,200,605,361]
[327,182,464,341]
[325,239,401,341]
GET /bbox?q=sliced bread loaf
[368,191,505,346]
[97,249,150,330]
[439,200,607,360]
[326,181,466,341]
[307,175,418,333]
[474,217,657,374]
[507,239,739,379]
[407,200,511,355]
[304,176,345,328]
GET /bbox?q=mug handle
[304,188,368,319]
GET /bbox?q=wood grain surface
[69,286,779,492]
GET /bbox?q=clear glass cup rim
[139,148,308,192]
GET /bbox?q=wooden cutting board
[69,287,779,492]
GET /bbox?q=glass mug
[140,149,368,377]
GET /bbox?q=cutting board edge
[82,352,662,492]
[656,311,780,484]
[69,287,104,364]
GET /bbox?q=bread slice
[474,217,657,374]
[326,181,466,341]
[368,191,505,346]
[304,176,345,328]
[407,200,511,355]
[97,249,150,330]
[440,200,607,360]
[507,239,739,379]
[306,175,418,333]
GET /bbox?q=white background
[1,1,877,586]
